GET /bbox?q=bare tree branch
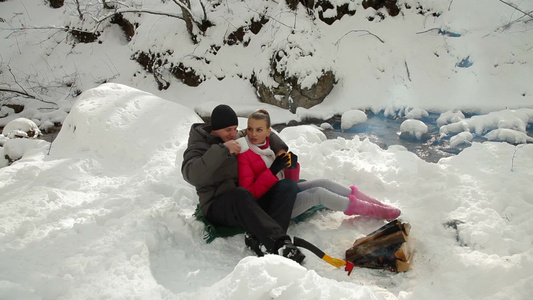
[197,0,209,21]
[171,0,200,25]
[3,66,59,107]
[8,66,33,99]
[0,87,37,99]
[92,8,185,33]
[74,0,83,20]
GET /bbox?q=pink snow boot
[350,186,397,208]
[345,195,401,220]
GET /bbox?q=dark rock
[70,28,99,43]
[49,0,64,9]
[253,70,335,113]
[110,13,136,41]
[362,0,400,17]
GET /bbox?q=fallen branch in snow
[334,30,385,46]
[492,10,533,33]
[499,0,533,19]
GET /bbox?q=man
[181,104,305,263]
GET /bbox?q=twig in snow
[47,131,57,156]
[511,144,525,172]
[415,28,441,35]
[334,29,385,46]
[404,60,412,81]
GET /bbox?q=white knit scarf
[244,136,284,180]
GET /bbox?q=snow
[1,82,532,300]
[1,0,533,299]
[439,108,533,142]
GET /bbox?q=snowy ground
[1,0,533,299]
[1,84,532,299]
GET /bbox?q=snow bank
[51,83,201,166]
[192,255,383,300]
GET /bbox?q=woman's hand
[269,153,290,175]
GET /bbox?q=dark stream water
[273,112,533,163]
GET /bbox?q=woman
[237,109,401,220]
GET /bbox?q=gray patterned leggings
[292,179,351,218]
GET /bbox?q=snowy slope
[1,83,532,299]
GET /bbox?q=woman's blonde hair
[249,109,271,128]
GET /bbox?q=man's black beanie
[211,104,238,130]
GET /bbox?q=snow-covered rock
[437,110,466,126]
[3,138,49,162]
[440,109,533,136]
[2,118,41,139]
[484,128,533,144]
[405,107,429,119]
[399,119,429,140]
[450,131,474,147]
[279,125,326,145]
[340,110,367,130]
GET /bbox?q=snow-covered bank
[2,0,533,131]
[1,84,531,299]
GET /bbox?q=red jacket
[238,149,278,199]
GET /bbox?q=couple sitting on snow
[181,104,401,264]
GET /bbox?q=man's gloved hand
[270,153,290,175]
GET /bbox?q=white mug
[235,137,249,153]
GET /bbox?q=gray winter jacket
[181,123,288,213]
